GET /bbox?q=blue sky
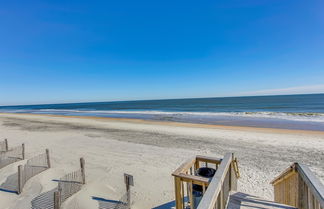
[0,0,323,105]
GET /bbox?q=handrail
[297,163,324,208]
[197,153,235,209]
[271,163,324,209]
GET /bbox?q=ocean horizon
[1,93,324,131]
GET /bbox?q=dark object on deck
[192,167,217,208]
[193,167,216,193]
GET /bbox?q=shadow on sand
[92,196,128,209]
[151,200,175,209]
[31,187,57,209]
[0,172,18,194]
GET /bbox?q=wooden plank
[196,155,222,164]
[173,173,210,185]
[228,192,298,209]
[196,153,233,209]
[172,157,196,176]
[297,164,324,208]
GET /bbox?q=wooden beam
[173,173,210,185]
[172,157,196,176]
[196,155,222,164]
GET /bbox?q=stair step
[227,192,297,209]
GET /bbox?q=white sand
[0,113,323,209]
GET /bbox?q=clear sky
[0,0,323,105]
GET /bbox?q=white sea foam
[26,109,324,122]
[1,108,324,122]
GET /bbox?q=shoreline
[1,112,324,136]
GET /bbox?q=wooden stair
[227,192,297,209]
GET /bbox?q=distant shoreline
[1,112,324,135]
[1,94,324,131]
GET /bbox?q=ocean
[1,94,324,131]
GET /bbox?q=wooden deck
[227,192,297,209]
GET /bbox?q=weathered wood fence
[195,153,240,209]
[0,139,9,152]
[18,149,50,194]
[0,143,24,169]
[54,158,86,209]
[271,163,324,209]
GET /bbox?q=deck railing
[172,155,225,209]
[271,163,324,209]
[196,153,239,209]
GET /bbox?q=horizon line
[0,92,323,107]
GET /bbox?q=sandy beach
[0,113,323,209]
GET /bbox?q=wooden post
[46,149,51,168]
[22,143,25,160]
[5,139,8,151]
[189,181,193,209]
[54,191,61,209]
[80,158,85,184]
[17,165,22,194]
[194,161,200,171]
[175,177,183,209]
[230,154,237,191]
[124,173,134,209]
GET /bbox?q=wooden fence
[0,139,9,152]
[0,143,24,169]
[54,158,85,209]
[195,153,240,209]
[271,163,324,209]
[18,149,50,194]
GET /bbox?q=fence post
[5,139,8,151]
[18,165,22,194]
[22,143,25,160]
[124,173,134,209]
[80,158,85,184]
[54,191,61,209]
[46,149,51,168]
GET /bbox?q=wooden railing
[172,155,223,209]
[271,163,324,209]
[196,153,240,209]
